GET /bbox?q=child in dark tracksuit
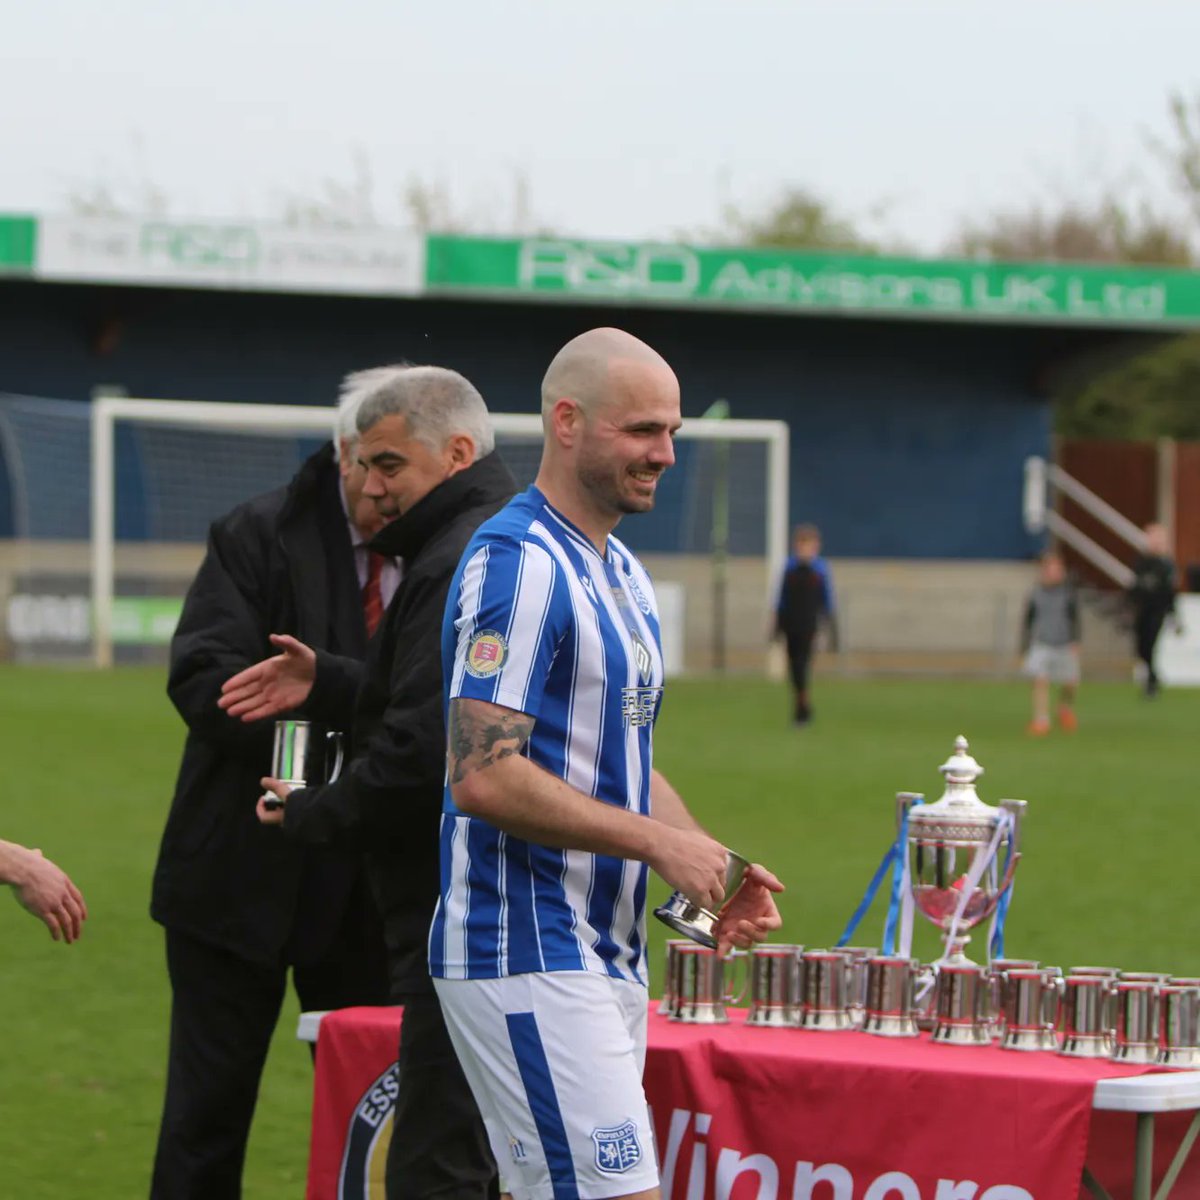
[775,524,837,726]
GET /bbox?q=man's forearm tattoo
[448,701,535,784]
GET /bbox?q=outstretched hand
[219,634,316,722]
[714,863,784,958]
[9,848,88,943]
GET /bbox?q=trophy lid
[939,735,984,786]
[907,734,997,845]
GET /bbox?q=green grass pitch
[0,665,1196,1195]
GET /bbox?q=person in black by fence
[774,523,837,726]
[1130,522,1181,698]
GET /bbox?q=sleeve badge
[464,629,509,678]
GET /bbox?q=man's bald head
[541,327,674,420]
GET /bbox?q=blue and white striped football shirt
[429,485,665,986]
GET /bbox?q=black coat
[1130,553,1178,623]
[281,450,516,995]
[151,445,374,967]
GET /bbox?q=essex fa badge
[338,1062,399,1197]
[591,1119,642,1174]
[465,629,508,678]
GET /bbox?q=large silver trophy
[897,736,1025,968]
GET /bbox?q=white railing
[1023,456,1146,589]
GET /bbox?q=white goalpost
[89,396,789,669]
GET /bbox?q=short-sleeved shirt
[429,486,665,986]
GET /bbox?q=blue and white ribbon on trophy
[833,795,923,954]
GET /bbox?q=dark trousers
[151,920,388,1200]
[1135,611,1167,692]
[385,992,498,1200]
[785,630,816,717]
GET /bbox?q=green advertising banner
[111,597,183,645]
[0,214,36,272]
[425,235,1200,328]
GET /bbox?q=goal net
[0,395,787,670]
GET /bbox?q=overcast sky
[3,0,1197,252]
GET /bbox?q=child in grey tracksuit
[1020,550,1081,734]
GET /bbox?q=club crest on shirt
[592,1120,642,1174]
[465,630,508,678]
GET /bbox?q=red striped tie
[362,551,385,637]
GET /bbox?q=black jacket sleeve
[304,649,367,726]
[281,566,449,848]
[167,515,276,756]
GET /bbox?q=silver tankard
[799,950,854,1031]
[831,946,877,1026]
[654,851,750,949]
[863,956,921,1038]
[931,961,992,1046]
[1158,985,1200,1068]
[1058,974,1116,1058]
[670,945,746,1024]
[1000,968,1062,1052]
[989,960,1041,1040]
[1111,980,1161,1064]
[658,939,691,1017]
[746,944,803,1028]
[263,719,344,809]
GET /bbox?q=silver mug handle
[723,949,750,1005]
[326,731,345,783]
[1042,971,1064,1035]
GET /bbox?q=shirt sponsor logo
[621,686,662,728]
[592,1119,643,1174]
[465,630,509,678]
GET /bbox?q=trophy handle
[895,792,921,834]
[999,799,1027,853]
[326,731,345,783]
[997,799,1027,893]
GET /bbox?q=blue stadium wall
[0,278,1068,558]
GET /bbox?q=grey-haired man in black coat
[149,371,402,1199]
[221,367,515,1200]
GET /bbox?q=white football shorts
[1023,641,1081,684]
[433,971,657,1200]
